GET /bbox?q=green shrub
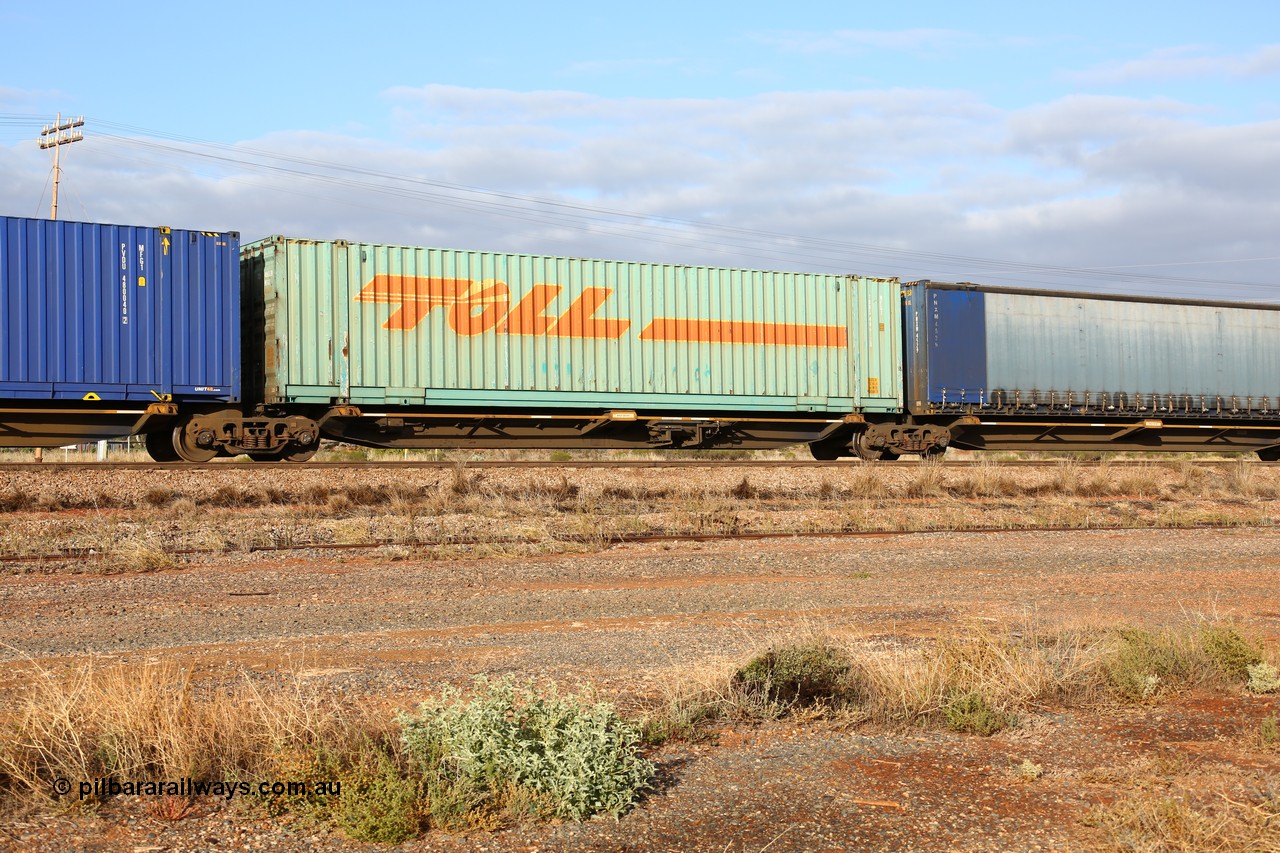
[1199,625,1264,681]
[639,698,722,746]
[1103,628,1194,702]
[944,692,1014,736]
[1247,663,1280,694]
[1261,717,1279,748]
[731,644,854,708]
[399,678,653,822]
[1016,759,1044,781]
[336,740,424,843]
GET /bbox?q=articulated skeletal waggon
[2,214,1278,462]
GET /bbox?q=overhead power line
[4,113,1272,298]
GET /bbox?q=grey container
[986,290,1280,403]
[905,282,1280,415]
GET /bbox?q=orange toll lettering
[499,284,563,335]
[354,275,509,331]
[356,275,833,347]
[638,318,848,348]
[549,288,631,339]
[447,283,510,336]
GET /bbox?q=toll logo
[354,275,628,339]
[354,275,848,348]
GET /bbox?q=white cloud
[1006,95,1280,198]
[1068,44,1280,84]
[0,84,1276,302]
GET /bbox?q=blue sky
[2,1,1278,299]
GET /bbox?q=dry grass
[4,456,1280,520]
[842,467,890,498]
[643,618,1278,741]
[1083,759,1280,853]
[904,462,946,498]
[0,661,651,843]
[103,538,177,574]
[2,613,1277,848]
[1223,458,1280,499]
[0,659,367,810]
[949,461,1022,498]
[3,460,1278,573]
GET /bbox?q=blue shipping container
[0,215,240,402]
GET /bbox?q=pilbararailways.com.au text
[62,777,341,801]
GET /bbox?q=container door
[846,276,862,410]
[91,224,162,396]
[123,226,163,389]
[851,277,896,411]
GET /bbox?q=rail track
[0,458,1275,472]
[2,520,1270,565]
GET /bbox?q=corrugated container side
[906,282,1280,411]
[0,215,240,402]
[983,291,1280,399]
[242,237,903,414]
[903,284,988,409]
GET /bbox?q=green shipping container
[240,237,903,414]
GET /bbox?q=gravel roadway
[3,528,1280,682]
[3,526,1280,850]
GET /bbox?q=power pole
[36,114,86,463]
[38,114,85,220]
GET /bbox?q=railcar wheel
[144,430,181,463]
[171,425,218,463]
[808,440,848,460]
[1258,448,1280,462]
[280,438,320,463]
[851,433,899,462]
[919,446,947,461]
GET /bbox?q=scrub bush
[1247,663,1280,694]
[399,678,653,823]
[732,643,855,708]
[944,691,1014,736]
[1103,628,1197,702]
[1199,624,1264,681]
[335,740,424,843]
